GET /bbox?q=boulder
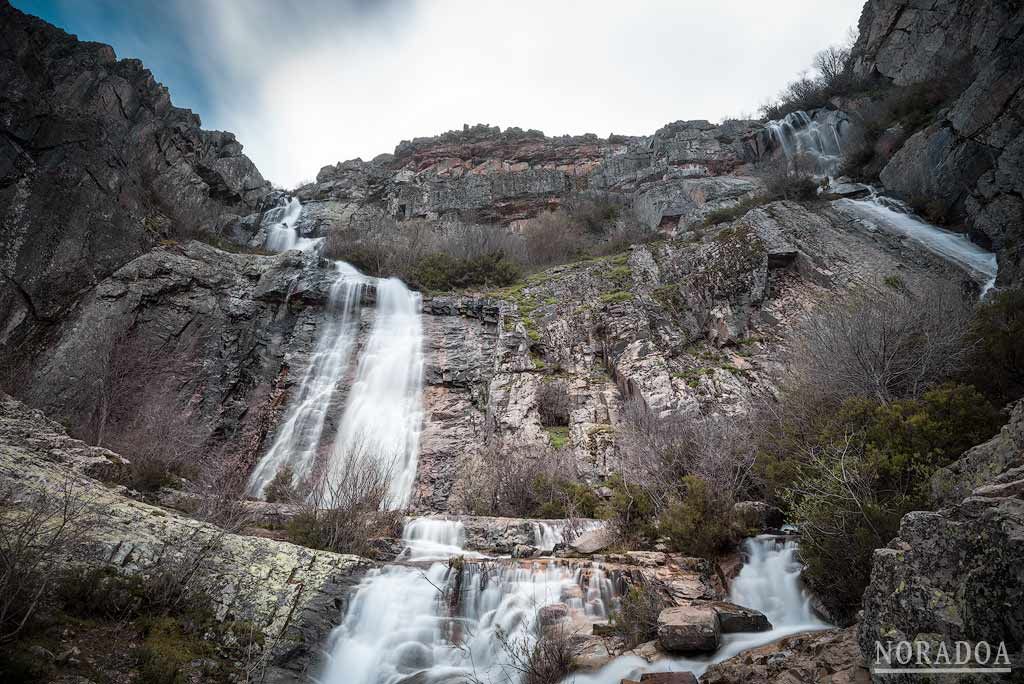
[538,603,570,628]
[707,601,772,633]
[858,407,1024,681]
[571,526,616,555]
[656,605,721,653]
[622,673,698,684]
[702,626,867,683]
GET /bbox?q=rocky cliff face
[281,118,771,240]
[858,401,1024,679]
[851,0,1024,285]
[0,0,270,364]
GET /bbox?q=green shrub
[783,383,1003,620]
[410,251,521,291]
[827,384,1002,505]
[965,287,1024,405]
[658,476,739,557]
[602,474,658,541]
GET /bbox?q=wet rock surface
[701,626,869,683]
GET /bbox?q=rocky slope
[850,0,1024,285]
[0,393,368,683]
[0,0,270,369]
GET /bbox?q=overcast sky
[15,0,864,188]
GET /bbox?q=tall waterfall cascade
[246,198,424,505]
[765,109,999,291]
[264,197,323,252]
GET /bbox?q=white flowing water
[264,197,322,252]
[325,277,425,509]
[836,194,999,293]
[249,196,425,504]
[247,262,367,496]
[764,109,847,177]
[766,109,999,291]
[563,536,829,683]
[320,519,620,684]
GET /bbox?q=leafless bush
[757,154,820,201]
[521,210,584,267]
[0,477,97,644]
[91,334,207,493]
[485,619,577,684]
[460,445,578,518]
[287,444,403,556]
[787,282,973,405]
[616,398,757,511]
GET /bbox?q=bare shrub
[487,619,577,684]
[608,581,668,648]
[91,334,207,493]
[460,445,587,518]
[757,154,820,201]
[521,210,584,267]
[0,477,97,643]
[287,445,402,556]
[616,398,757,510]
[760,39,863,120]
[787,282,973,406]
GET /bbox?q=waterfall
[250,196,425,506]
[264,197,322,252]
[563,536,830,683]
[320,518,620,684]
[325,277,425,509]
[247,262,367,496]
[763,109,847,177]
[836,194,998,294]
[763,109,999,291]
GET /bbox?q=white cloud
[178,0,864,187]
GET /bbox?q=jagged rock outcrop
[859,400,1024,681]
[0,393,369,683]
[284,119,769,243]
[851,0,1024,285]
[0,0,270,358]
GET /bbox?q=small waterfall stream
[566,536,829,683]
[762,108,999,290]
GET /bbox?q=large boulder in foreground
[858,401,1024,680]
[657,605,721,653]
[702,626,868,683]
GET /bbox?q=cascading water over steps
[246,198,424,504]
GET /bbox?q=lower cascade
[319,525,828,684]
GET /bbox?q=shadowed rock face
[851,0,1024,285]
[859,401,1024,680]
[0,0,269,349]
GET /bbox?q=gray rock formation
[859,400,1024,681]
[657,604,721,652]
[702,626,869,683]
[852,0,1024,285]
[0,393,368,682]
[0,0,269,361]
